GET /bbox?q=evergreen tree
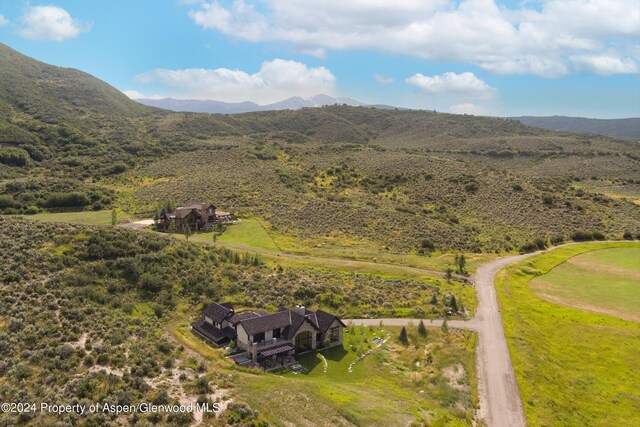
[430,293,438,305]
[418,320,427,337]
[399,326,409,346]
[450,295,458,313]
[441,317,448,334]
[111,208,117,226]
[445,267,453,281]
[184,223,192,241]
[456,254,467,274]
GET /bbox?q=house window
[254,332,265,343]
[295,331,313,352]
[273,328,281,339]
[329,327,340,342]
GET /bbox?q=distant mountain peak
[134,94,366,114]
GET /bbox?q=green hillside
[0,43,639,253]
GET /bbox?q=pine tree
[111,208,117,226]
[418,320,427,337]
[430,293,438,305]
[399,326,409,346]
[184,223,192,241]
[450,295,458,313]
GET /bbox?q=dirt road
[121,219,569,426]
[349,252,539,427]
[119,220,465,280]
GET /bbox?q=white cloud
[0,14,9,27]
[186,0,640,77]
[570,55,638,75]
[122,90,165,100]
[374,74,395,84]
[407,72,496,100]
[18,6,89,42]
[449,103,488,116]
[134,59,336,104]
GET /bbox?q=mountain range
[136,96,639,140]
[135,94,367,114]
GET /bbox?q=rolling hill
[0,42,639,254]
[513,116,640,140]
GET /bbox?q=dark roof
[283,310,321,340]
[314,309,346,333]
[223,304,341,337]
[175,208,201,219]
[239,310,292,336]
[203,302,234,324]
[229,310,263,326]
[191,318,236,344]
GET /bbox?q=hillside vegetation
[514,116,640,140]
[0,42,639,255]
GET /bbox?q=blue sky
[0,0,638,118]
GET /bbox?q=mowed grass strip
[530,247,640,322]
[496,242,640,427]
[196,217,280,251]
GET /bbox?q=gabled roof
[283,310,321,340]
[203,301,234,324]
[175,208,201,219]
[238,310,292,336]
[314,309,346,333]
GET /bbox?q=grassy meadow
[13,209,131,225]
[232,324,479,426]
[530,247,640,322]
[496,242,640,426]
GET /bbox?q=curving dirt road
[348,252,544,427]
[121,220,584,426]
[119,220,466,280]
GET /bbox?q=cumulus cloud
[0,14,9,27]
[134,59,336,104]
[374,74,395,84]
[185,0,640,77]
[407,72,496,100]
[18,6,89,42]
[570,55,638,75]
[449,103,488,116]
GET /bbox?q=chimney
[295,304,306,315]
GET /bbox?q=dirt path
[119,220,465,280]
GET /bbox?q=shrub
[46,192,90,208]
[0,147,30,166]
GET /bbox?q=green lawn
[496,242,640,427]
[195,217,280,251]
[530,247,640,322]
[233,325,478,426]
[13,209,130,225]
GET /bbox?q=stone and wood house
[191,301,345,369]
[160,202,235,232]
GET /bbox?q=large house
[160,203,235,232]
[191,302,345,369]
